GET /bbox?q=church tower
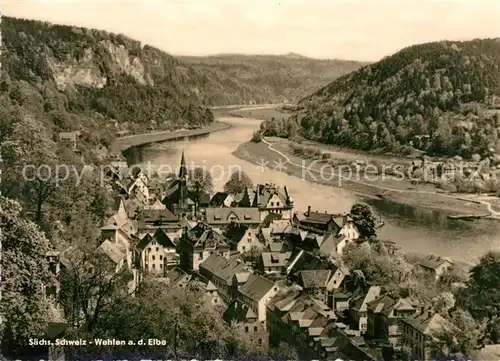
[178,150,188,210]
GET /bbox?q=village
[40,149,475,361]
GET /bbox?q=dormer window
[214,215,222,220]
[244,215,251,220]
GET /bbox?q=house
[401,309,461,361]
[233,273,280,323]
[223,300,268,349]
[100,215,135,269]
[349,286,382,334]
[325,265,349,309]
[58,131,79,151]
[293,207,344,234]
[96,240,126,274]
[124,170,150,203]
[251,183,294,221]
[224,223,262,254]
[198,253,246,300]
[319,233,351,260]
[205,207,260,230]
[259,252,292,275]
[297,270,331,304]
[138,207,179,227]
[178,222,231,271]
[267,288,375,361]
[210,192,235,208]
[267,219,294,240]
[366,294,416,346]
[135,228,177,276]
[418,255,454,280]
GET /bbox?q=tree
[0,196,54,357]
[269,342,299,360]
[62,278,238,359]
[459,251,500,319]
[431,292,456,315]
[223,169,253,195]
[59,243,135,334]
[349,202,379,240]
[188,166,213,216]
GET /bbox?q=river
[140,116,500,264]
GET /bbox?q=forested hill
[1,16,215,145]
[280,39,500,159]
[178,54,367,105]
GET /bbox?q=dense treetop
[277,39,500,159]
[179,53,367,105]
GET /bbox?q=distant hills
[0,16,367,147]
[278,39,500,159]
[178,54,367,105]
[1,16,217,143]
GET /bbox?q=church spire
[178,149,187,180]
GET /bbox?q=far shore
[112,121,231,153]
[233,138,496,218]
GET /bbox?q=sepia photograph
[0,0,500,360]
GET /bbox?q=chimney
[307,206,311,216]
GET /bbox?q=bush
[321,152,332,161]
[251,130,262,143]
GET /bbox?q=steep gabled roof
[186,222,230,250]
[136,228,176,251]
[367,294,415,317]
[96,240,124,265]
[199,253,246,285]
[224,223,250,245]
[210,192,232,207]
[298,270,331,289]
[238,274,276,302]
[351,286,382,312]
[252,183,291,208]
[404,310,460,339]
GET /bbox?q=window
[270,202,274,206]
[248,238,251,243]
[156,247,159,252]
[214,298,218,303]
[242,246,246,251]
[160,264,163,269]
[254,326,258,332]
[245,326,249,333]
[258,339,262,345]
[160,255,163,260]
[152,255,155,260]
[152,264,155,269]
[148,247,151,252]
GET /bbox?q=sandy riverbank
[233,138,493,217]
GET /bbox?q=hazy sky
[3,0,500,61]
